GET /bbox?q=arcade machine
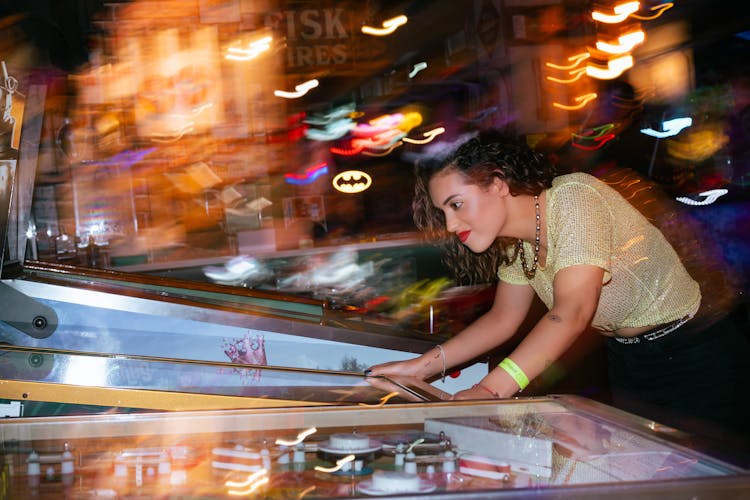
[0,62,748,500]
[0,73,485,418]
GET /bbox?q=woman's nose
[444,213,458,232]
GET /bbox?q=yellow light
[358,391,400,407]
[632,2,673,20]
[227,476,269,496]
[314,454,356,473]
[546,67,586,84]
[275,427,317,447]
[595,30,645,55]
[545,52,590,70]
[552,93,598,110]
[592,1,640,24]
[274,79,319,99]
[361,15,408,36]
[402,127,446,144]
[225,469,268,488]
[585,55,634,79]
[225,36,272,61]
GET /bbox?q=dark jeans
[607,314,750,444]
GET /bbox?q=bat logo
[332,170,372,193]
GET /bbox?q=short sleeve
[550,182,613,283]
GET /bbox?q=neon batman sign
[332,170,372,193]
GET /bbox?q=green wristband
[499,357,529,391]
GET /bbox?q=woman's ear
[492,175,510,196]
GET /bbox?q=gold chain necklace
[518,195,540,279]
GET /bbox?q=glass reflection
[0,345,436,405]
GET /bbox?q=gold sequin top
[498,173,701,332]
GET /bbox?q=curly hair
[412,129,557,284]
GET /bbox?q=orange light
[361,15,408,36]
[592,1,640,24]
[585,55,634,79]
[545,52,590,70]
[632,2,673,20]
[552,93,598,110]
[595,30,645,55]
[546,67,586,84]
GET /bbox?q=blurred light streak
[314,454,355,473]
[631,2,673,20]
[227,476,269,496]
[362,141,402,156]
[396,111,423,132]
[305,119,355,141]
[572,133,616,150]
[640,117,692,138]
[361,15,408,36]
[352,129,406,150]
[403,127,446,144]
[330,144,364,156]
[591,2,640,24]
[358,391,399,407]
[275,427,317,447]
[666,129,728,161]
[353,113,404,136]
[149,123,195,142]
[546,67,586,84]
[572,123,615,140]
[585,55,634,79]
[274,79,319,99]
[284,163,329,185]
[297,485,316,498]
[225,469,268,488]
[409,62,427,79]
[545,52,590,70]
[225,36,272,61]
[552,93,598,110]
[676,189,728,206]
[596,30,645,55]
[305,103,356,125]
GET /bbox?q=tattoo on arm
[547,314,562,323]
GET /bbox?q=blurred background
[1,0,748,346]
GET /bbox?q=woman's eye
[451,201,462,210]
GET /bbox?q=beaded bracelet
[498,357,529,391]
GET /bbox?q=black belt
[613,315,691,345]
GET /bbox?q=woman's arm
[367,281,536,380]
[458,264,604,399]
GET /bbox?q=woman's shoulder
[551,171,603,189]
[548,172,610,201]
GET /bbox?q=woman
[368,130,748,439]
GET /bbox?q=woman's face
[428,169,507,253]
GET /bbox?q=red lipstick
[458,231,471,242]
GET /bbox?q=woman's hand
[366,355,429,379]
[452,383,499,400]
